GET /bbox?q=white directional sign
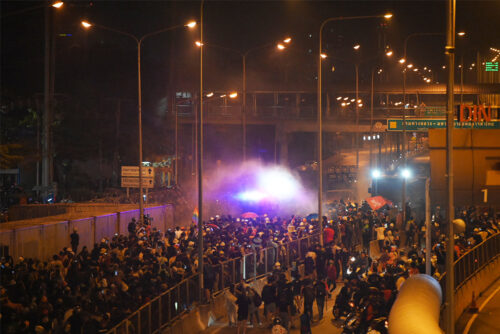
[121,177,154,188]
[121,166,155,178]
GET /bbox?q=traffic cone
[469,291,479,313]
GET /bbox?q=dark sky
[2,1,499,100]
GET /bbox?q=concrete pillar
[275,124,289,166]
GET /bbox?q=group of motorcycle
[332,257,398,334]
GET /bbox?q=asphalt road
[202,285,346,334]
[466,285,500,334]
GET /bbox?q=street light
[197,38,291,161]
[317,13,392,246]
[81,19,196,223]
[52,2,64,8]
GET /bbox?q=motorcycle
[366,316,388,334]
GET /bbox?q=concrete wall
[8,203,140,221]
[429,129,500,208]
[0,205,173,261]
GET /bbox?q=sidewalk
[201,283,345,334]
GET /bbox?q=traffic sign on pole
[121,166,155,177]
[121,176,154,188]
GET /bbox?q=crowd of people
[0,201,498,334]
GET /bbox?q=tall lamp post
[197,39,291,161]
[81,19,197,223]
[399,31,463,225]
[317,13,392,245]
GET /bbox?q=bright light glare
[283,37,292,43]
[258,168,299,200]
[220,94,226,98]
[341,102,346,107]
[386,50,393,56]
[206,92,214,97]
[384,13,393,19]
[320,53,327,59]
[399,58,406,64]
[353,44,360,50]
[52,2,64,8]
[407,64,414,68]
[402,168,411,179]
[371,169,382,179]
[236,190,266,202]
[81,21,92,28]
[277,44,285,50]
[195,41,203,47]
[336,96,342,100]
[229,92,238,98]
[457,31,465,36]
[186,21,197,28]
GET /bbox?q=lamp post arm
[91,23,139,44]
[139,23,186,44]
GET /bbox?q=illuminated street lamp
[317,13,392,246]
[229,92,238,98]
[353,44,361,50]
[52,2,64,8]
[197,38,290,161]
[81,19,196,223]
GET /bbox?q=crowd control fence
[439,232,500,324]
[106,233,321,334]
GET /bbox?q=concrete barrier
[0,205,172,261]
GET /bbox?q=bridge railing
[439,232,500,325]
[106,232,321,334]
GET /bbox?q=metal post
[355,64,359,169]
[370,68,374,168]
[253,251,257,279]
[317,22,324,247]
[138,41,144,223]
[445,0,456,332]
[425,178,431,275]
[242,55,247,161]
[175,103,178,185]
[198,0,205,303]
[42,5,51,201]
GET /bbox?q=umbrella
[206,223,220,229]
[241,212,259,219]
[306,213,318,220]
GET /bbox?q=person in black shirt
[261,277,277,322]
[236,286,250,334]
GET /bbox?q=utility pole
[445,0,456,332]
[42,4,52,202]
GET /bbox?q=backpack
[253,291,262,307]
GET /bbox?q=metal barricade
[107,233,321,334]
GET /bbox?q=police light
[371,169,382,179]
[401,168,412,179]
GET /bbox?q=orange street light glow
[52,2,64,8]
[407,64,414,68]
[385,50,393,56]
[206,92,214,97]
[81,21,92,28]
[195,41,203,47]
[277,44,285,50]
[283,37,292,43]
[229,92,238,98]
[353,44,360,50]
[186,21,197,28]
[384,13,393,19]
[399,58,406,64]
[457,31,465,36]
[320,53,327,59]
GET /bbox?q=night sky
[2,1,499,98]
[1,1,499,196]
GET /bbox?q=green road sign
[485,62,499,72]
[387,118,500,131]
